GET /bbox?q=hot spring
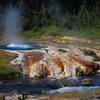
[0,6,41,50]
[0,43,43,50]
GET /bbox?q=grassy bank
[0,50,22,81]
[22,27,100,41]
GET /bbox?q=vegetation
[22,27,100,40]
[0,50,22,81]
[0,0,100,40]
[21,1,100,40]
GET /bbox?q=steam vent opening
[0,43,43,50]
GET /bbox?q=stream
[0,73,100,95]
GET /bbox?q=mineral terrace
[8,45,100,79]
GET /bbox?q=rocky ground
[0,37,100,100]
[9,43,100,79]
[3,90,100,100]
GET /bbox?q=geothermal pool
[0,43,43,50]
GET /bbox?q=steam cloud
[3,6,23,44]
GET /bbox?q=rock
[27,51,45,65]
[9,45,100,78]
[68,54,100,72]
[81,48,97,56]
[32,61,51,77]
[81,48,100,61]
[81,78,94,86]
[75,67,85,76]
[52,57,64,73]
[5,94,22,100]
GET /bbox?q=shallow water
[49,86,100,93]
[0,73,100,94]
[49,73,100,93]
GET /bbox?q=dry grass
[48,89,100,98]
[0,94,4,100]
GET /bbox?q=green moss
[75,67,85,76]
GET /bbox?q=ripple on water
[49,86,100,93]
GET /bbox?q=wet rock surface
[9,45,100,78]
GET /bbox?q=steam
[3,6,23,44]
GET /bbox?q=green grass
[22,31,43,39]
[0,50,22,81]
[22,26,100,40]
[22,26,62,39]
[0,65,21,80]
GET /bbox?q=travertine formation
[10,45,100,78]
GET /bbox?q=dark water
[77,73,100,86]
[0,73,100,94]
